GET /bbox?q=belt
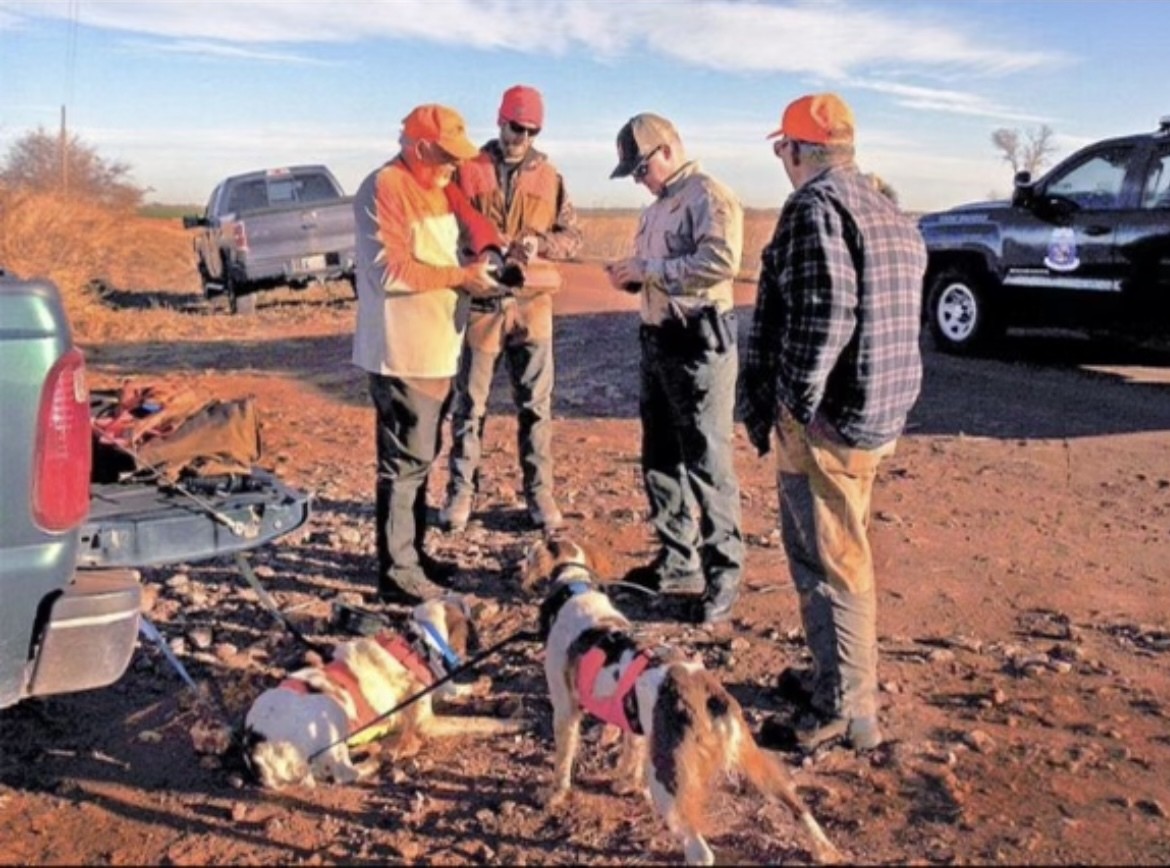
[640,309,736,331]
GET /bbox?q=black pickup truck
[918,117,1170,353]
[0,271,310,710]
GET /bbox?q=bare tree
[0,127,145,211]
[991,124,1057,176]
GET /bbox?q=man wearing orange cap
[439,85,582,533]
[606,113,745,626]
[742,93,927,751]
[352,103,505,604]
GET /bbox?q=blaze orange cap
[766,93,855,145]
[401,104,479,160]
[498,85,544,129]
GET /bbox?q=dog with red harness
[526,537,842,865]
[242,595,523,789]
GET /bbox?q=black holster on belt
[661,305,734,354]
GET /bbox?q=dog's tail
[665,667,841,865]
[735,721,843,865]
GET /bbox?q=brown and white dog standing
[525,538,842,865]
[242,595,523,789]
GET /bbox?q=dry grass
[0,195,780,343]
[0,188,197,338]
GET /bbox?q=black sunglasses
[632,145,662,180]
[506,120,540,137]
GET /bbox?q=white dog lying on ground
[242,595,523,789]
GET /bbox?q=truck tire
[223,268,257,316]
[926,268,1004,354]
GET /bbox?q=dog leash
[233,553,332,658]
[307,626,540,762]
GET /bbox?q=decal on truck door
[1043,227,1081,272]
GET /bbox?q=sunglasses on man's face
[506,121,540,138]
[633,146,663,180]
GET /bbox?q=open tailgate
[78,469,310,569]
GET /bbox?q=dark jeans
[446,335,554,500]
[638,315,743,590]
[369,373,451,594]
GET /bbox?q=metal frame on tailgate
[77,468,310,569]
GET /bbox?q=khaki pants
[775,408,895,721]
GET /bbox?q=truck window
[1047,145,1133,210]
[298,173,338,204]
[1140,146,1170,209]
[227,180,269,213]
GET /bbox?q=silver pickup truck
[183,165,356,314]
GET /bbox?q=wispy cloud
[849,80,1055,124]
[6,0,1063,78]
[118,38,333,66]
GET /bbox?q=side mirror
[1011,171,1035,208]
[182,215,207,229]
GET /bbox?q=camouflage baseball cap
[610,113,678,179]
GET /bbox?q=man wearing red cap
[352,103,505,604]
[439,85,582,533]
[741,93,927,752]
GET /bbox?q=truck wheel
[223,271,257,315]
[926,269,1003,354]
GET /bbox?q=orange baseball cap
[766,93,855,145]
[401,104,479,160]
[498,85,544,129]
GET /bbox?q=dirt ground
[2,261,1169,866]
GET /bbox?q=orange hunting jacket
[456,142,582,352]
[351,157,502,378]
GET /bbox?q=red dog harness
[278,632,436,733]
[577,646,653,734]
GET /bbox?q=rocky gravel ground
[1,264,1169,865]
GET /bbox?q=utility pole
[59,105,68,195]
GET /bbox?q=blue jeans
[446,333,555,500]
[638,315,743,590]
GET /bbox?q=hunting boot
[439,486,474,533]
[526,491,564,531]
[697,571,742,625]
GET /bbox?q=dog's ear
[519,539,557,595]
[442,599,478,657]
[576,540,613,582]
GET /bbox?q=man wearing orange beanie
[742,93,926,752]
[440,85,582,533]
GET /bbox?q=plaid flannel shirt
[741,164,927,450]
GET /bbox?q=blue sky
[1,0,1167,212]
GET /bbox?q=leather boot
[697,573,741,625]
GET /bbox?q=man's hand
[606,258,645,293]
[460,259,503,298]
[509,234,540,265]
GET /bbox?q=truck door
[1115,141,1170,322]
[195,184,223,281]
[1002,144,1137,317]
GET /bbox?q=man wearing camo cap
[606,112,745,626]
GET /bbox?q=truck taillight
[32,347,92,532]
[233,222,248,251]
